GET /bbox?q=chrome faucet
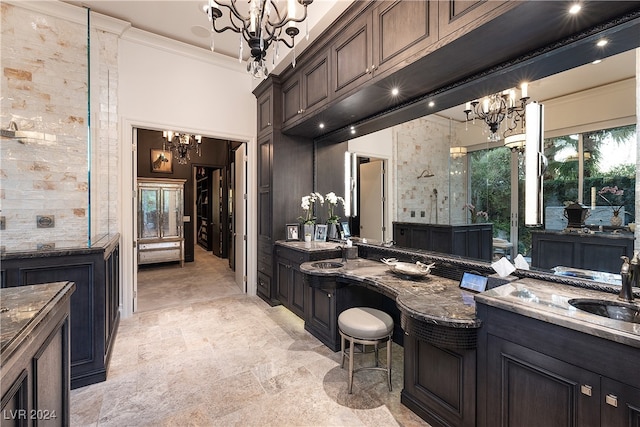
[337,246,347,263]
[620,252,637,302]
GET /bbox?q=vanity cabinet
[476,303,640,427]
[275,246,308,318]
[304,275,345,351]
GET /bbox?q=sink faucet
[337,246,347,263]
[620,252,637,302]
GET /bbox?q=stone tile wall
[393,115,467,225]
[0,3,118,251]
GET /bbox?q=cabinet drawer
[139,248,181,264]
[139,241,181,251]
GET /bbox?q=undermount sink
[569,298,640,324]
[311,261,344,269]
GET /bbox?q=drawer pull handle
[605,394,618,407]
[581,385,592,396]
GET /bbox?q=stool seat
[338,307,394,339]
[338,307,394,394]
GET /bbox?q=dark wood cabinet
[1,235,120,389]
[282,74,301,127]
[401,314,478,427]
[477,302,640,427]
[331,10,374,98]
[196,169,213,251]
[371,0,438,77]
[531,230,634,274]
[0,282,75,427]
[254,78,314,305]
[305,277,342,351]
[438,0,511,41]
[393,222,493,260]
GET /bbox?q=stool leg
[348,337,355,394]
[374,343,379,367]
[340,333,345,369]
[387,336,392,392]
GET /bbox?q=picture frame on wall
[286,224,299,241]
[315,224,327,242]
[151,149,173,173]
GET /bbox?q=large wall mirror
[332,43,638,286]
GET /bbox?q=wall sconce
[525,102,545,227]
[449,146,467,159]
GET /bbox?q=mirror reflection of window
[543,124,636,232]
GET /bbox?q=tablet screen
[459,272,488,293]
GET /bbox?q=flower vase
[610,210,623,227]
[327,223,338,239]
[303,224,315,241]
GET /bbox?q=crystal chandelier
[162,131,202,165]
[203,0,314,79]
[463,83,531,144]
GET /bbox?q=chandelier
[463,83,531,145]
[162,131,202,165]
[203,0,314,79]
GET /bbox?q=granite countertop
[276,240,343,253]
[299,257,480,329]
[1,281,76,361]
[1,233,120,260]
[475,278,640,348]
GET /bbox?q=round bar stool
[338,307,394,394]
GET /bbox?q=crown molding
[121,27,246,74]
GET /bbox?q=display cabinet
[137,178,186,266]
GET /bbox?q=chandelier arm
[216,0,249,25]
[268,2,310,30]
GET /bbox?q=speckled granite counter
[476,278,640,348]
[1,281,76,361]
[1,281,75,424]
[300,257,480,329]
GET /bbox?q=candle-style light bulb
[521,82,528,98]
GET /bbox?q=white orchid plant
[298,192,324,225]
[325,192,345,224]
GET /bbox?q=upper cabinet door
[439,0,511,41]
[372,0,438,77]
[301,51,330,116]
[282,75,301,126]
[257,90,272,136]
[331,11,373,98]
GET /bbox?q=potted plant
[298,192,324,240]
[325,192,345,239]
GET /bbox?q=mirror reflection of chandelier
[463,83,531,146]
[203,0,314,79]
[162,131,202,165]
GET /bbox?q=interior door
[132,128,139,312]
[234,143,247,292]
[359,160,384,241]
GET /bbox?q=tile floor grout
[70,246,429,426]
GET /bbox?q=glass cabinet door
[139,188,160,239]
[161,188,183,238]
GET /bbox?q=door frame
[120,117,256,318]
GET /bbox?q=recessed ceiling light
[319,123,325,129]
[592,59,602,65]
[428,101,435,108]
[596,39,608,47]
[350,126,356,135]
[391,88,399,96]
[569,3,581,14]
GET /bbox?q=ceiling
[64,1,636,121]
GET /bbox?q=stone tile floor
[70,246,429,426]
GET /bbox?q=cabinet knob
[327,293,331,298]
[365,67,370,74]
[267,122,271,126]
[580,385,592,396]
[371,64,376,71]
[605,394,618,407]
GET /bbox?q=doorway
[353,157,387,242]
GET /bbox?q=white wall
[117,29,258,317]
